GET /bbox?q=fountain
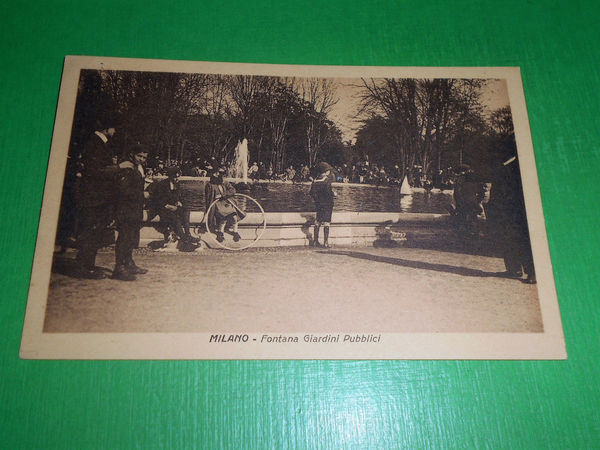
[144,137,454,248]
[147,147,453,247]
[231,138,249,183]
[179,137,452,213]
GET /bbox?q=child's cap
[317,162,332,173]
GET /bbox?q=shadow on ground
[320,249,509,278]
[51,256,112,278]
[374,232,506,259]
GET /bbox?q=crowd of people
[144,155,460,191]
[145,157,314,183]
[58,122,536,284]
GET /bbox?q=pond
[177,180,453,214]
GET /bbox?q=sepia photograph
[20,57,565,359]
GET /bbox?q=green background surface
[1,0,599,447]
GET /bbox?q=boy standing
[112,146,150,281]
[309,162,336,248]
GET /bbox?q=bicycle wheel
[204,193,267,251]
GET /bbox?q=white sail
[400,175,412,195]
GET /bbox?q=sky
[326,78,510,143]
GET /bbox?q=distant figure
[111,146,150,281]
[74,123,120,279]
[487,155,536,283]
[147,166,198,244]
[285,165,296,182]
[248,162,259,181]
[423,178,433,194]
[452,164,487,236]
[300,164,310,182]
[257,162,267,180]
[433,170,443,189]
[154,161,166,176]
[205,168,244,243]
[309,162,337,248]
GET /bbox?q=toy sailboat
[400,175,412,195]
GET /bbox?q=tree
[69,70,115,160]
[69,70,348,175]
[190,74,235,161]
[354,116,397,167]
[357,77,487,178]
[98,70,211,163]
[489,105,514,137]
[262,78,305,172]
[358,78,420,178]
[297,78,339,167]
[487,105,517,165]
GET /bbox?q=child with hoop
[205,168,245,243]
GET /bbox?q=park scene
[44,66,542,334]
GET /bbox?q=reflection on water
[399,194,413,212]
[177,180,453,213]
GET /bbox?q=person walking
[111,146,150,281]
[309,162,336,248]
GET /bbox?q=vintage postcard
[20,56,566,359]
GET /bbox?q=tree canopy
[70,70,516,180]
[70,70,344,173]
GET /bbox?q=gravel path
[44,246,542,333]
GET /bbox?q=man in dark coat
[74,125,120,279]
[111,146,150,281]
[147,166,197,243]
[452,164,487,236]
[487,155,536,283]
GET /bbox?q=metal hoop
[204,193,267,251]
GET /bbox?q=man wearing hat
[74,122,120,279]
[147,166,197,244]
[487,155,536,283]
[309,161,337,248]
